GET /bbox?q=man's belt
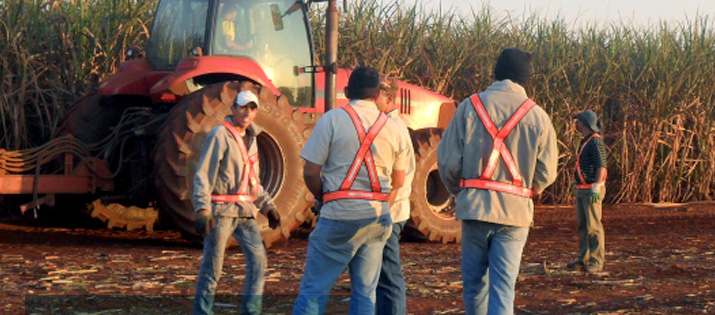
[211,194,254,203]
[322,191,389,203]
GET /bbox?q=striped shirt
[575,134,607,184]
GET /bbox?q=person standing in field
[437,48,558,315]
[192,90,281,315]
[375,76,415,315]
[567,109,608,273]
[293,66,411,314]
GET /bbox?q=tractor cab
[144,0,315,107]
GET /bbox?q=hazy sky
[402,0,715,28]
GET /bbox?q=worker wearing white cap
[193,89,281,315]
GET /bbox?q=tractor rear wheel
[152,81,311,247]
[408,129,461,243]
[55,93,133,144]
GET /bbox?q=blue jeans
[461,220,529,315]
[293,214,393,315]
[193,217,266,315]
[376,220,407,315]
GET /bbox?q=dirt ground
[1,202,714,314]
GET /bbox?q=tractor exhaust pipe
[324,0,339,111]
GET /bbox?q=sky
[402,0,715,28]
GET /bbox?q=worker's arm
[303,161,324,202]
[437,100,467,196]
[388,169,405,206]
[594,167,606,185]
[193,129,224,213]
[226,35,251,50]
[192,129,225,236]
[299,112,333,202]
[533,109,559,193]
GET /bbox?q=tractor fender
[98,58,161,96]
[437,101,457,130]
[149,56,279,101]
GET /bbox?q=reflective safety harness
[322,106,390,203]
[211,121,259,203]
[575,133,605,190]
[459,94,536,198]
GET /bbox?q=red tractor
[0,0,460,245]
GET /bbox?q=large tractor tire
[152,81,312,247]
[408,129,461,243]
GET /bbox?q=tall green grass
[0,0,153,150]
[1,0,713,203]
[311,1,715,203]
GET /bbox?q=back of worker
[440,80,557,226]
[293,65,411,315]
[437,47,558,315]
[306,93,409,221]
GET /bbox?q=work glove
[589,184,602,203]
[311,199,323,216]
[266,208,281,229]
[194,209,215,237]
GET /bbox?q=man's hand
[266,209,281,229]
[589,184,602,203]
[194,209,215,237]
[569,182,576,195]
[311,199,323,216]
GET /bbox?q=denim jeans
[293,214,393,315]
[461,220,529,315]
[193,217,266,315]
[376,220,407,315]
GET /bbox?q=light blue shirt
[300,100,411,221]
[386,109,415,223]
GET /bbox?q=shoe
[566,261,585,271]
[585,264,603,273]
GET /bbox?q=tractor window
[213,0,314,108]
[147,0,208,71]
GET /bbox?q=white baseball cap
[235,90,259,108]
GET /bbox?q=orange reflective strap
[211,194,255,203]
[322,191,389,203]
[460,179,534,198]
[461,95,535,198]
[469,95,535,185]
[323,106,389,203]
[212,121,259,202]
[340,106,387,193]
[575,133,600,186]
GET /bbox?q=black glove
[194,210,215,237]
[311,199,323,216]
[266,209,281,229]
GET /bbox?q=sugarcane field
[1,0,714,314]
